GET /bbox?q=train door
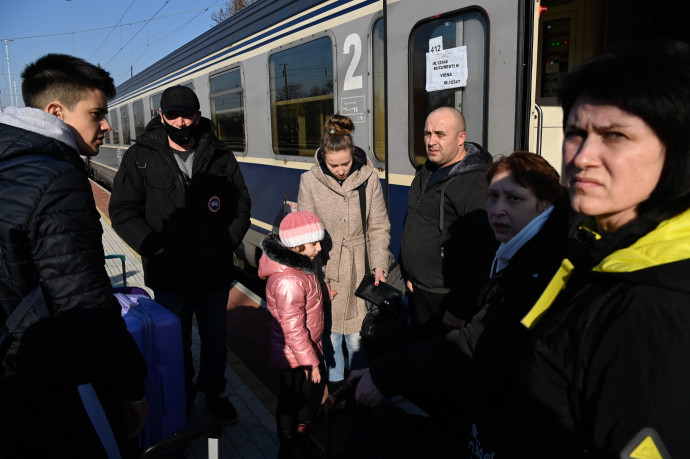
[382,0,526,255]
[531,0,605,173]
[531,0,690,174]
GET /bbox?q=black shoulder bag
[353,180,409,358]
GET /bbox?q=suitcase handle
[141,422,223,458]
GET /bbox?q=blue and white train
[94,0,687,272]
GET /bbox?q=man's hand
[406,279,414,293]
[349,368,384,407]
[442,310,466,329]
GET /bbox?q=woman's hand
[374,268,387,286]
[305,366,321,384]
[349,368,384,407]
[325,282,337,300]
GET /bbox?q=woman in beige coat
[297,114,391,392]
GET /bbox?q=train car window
[269,37,334,156]
[372,18,385,162]
[120,106,131,145]
[210,68,246,152]
[149,82,193,118]
[110,108,120,145]
[409,10,488,166]
[133,100,145,139]
[150,92,162,118]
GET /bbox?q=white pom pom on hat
[279,210,325,247]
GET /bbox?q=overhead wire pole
[3,39,15,107]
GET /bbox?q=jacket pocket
[146,170,175,190]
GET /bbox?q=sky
[0,0,228,108]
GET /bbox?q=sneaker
[204,394,238,424]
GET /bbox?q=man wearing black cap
[110,85,251,424]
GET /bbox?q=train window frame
[371,15,385,164]
[209,66,247,155]
[132,100,146,139]
[150,92,163,119]
[109,107,120,145]
[120,104,132,146]
[149,81,195,118]
[267,33,336,159]
[408,7,489,167]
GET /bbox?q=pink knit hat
[279,211,325,247]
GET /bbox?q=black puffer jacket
[0,121,146,400]
[109,115,251,291]
[400,142,498,319]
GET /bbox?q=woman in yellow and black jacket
[511,41,690,458]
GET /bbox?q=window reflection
[372,18,385,162]
[210,69,246,152]
[133,100,145,138]
[269,37,334,156]
[110,108,120,145]
[120,107,131,145]
[410,10,487,166]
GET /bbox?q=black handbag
[354,273,402,308]
[353,180,409,358]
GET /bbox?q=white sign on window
[426,45,468,92]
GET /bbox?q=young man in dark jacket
[0,54,148,458]
[400,106,497,341]
[109,85,251,423]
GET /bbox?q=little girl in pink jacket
[258,211,325,455]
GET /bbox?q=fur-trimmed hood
[259,232,324,371]
[258,232,316,278]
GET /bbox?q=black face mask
[162,117,196,146]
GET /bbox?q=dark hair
[21,53,116,110]
[560,40,690,224]
[487,151,565,204]
[320,114,354,154]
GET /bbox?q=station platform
[91,180,281,458]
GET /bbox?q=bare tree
[211,0,257,24]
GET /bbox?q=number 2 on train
[343,33,363,91]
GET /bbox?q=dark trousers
[0,375,139,458]
[408,288,448,342]
[276,363,326,440]
[154,286,231,398]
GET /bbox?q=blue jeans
[323,332,368,382]
[154,287,230,398]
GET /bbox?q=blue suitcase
[115,289,187,448]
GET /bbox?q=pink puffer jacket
[258,233,324,370]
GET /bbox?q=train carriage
[94,0,688,272]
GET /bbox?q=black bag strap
[357,179,370,274]
[0,282,50,347]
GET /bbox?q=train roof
[112,0,325,104]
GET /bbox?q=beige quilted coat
[297,149,391,335]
